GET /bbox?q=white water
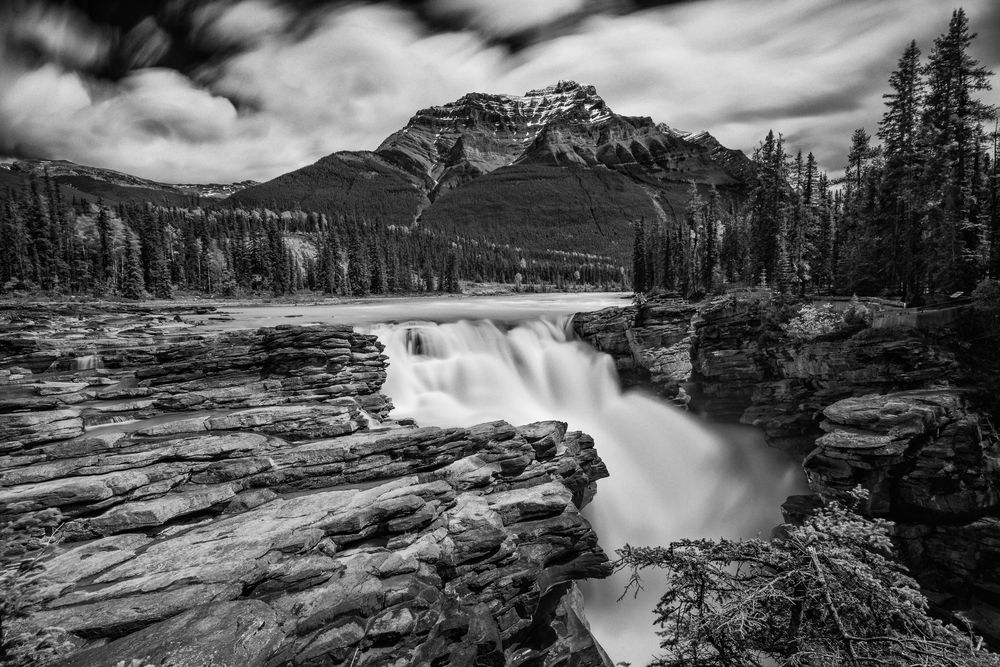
[373,317,804,666]
[74,353,103,370]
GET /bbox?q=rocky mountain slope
[573,293,1000,644]
[232,81,752,264]
[0,159,257,205]
[1,306,612,666]
[4,82,751,266]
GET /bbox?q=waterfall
[372,317,803,666]
[74,353,104,370]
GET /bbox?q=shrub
[972,278,1000,312]
[842,295,874,327]
[1,510,72,666]
[781,303,842,339]
[618,489,1000,667]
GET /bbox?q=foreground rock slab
[0,305,612,666]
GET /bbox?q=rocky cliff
[573,292,1000,641]
[1,306,612,666]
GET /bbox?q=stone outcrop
[690,295,960,453]
[574,292,1000,642]
[572,296,696,397]
[1,306,612,666]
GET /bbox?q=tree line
[634,8,998,303]
[0,181,628,299]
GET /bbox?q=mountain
[0,159,257,205]
[231,81,752,263]
[3,82,752,266]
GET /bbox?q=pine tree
[632,218,648,293]
[348,233,370,296]
[839,128,881,293]
[122,232,145,300]
[921,8,995,292]
[443,248,461,293]
[96,206,113,289]
[748,131,790,284]
[879,40,925,298]
[815,173,836,292]
[787,151,815,295]
[990,120,1000,278]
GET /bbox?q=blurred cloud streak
[0,0,997,183]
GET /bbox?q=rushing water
[216,295,801,664]
[372,316,804,666]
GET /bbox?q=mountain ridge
[0,158,259,204]
[230,80,753,264]
[2,82,753,266]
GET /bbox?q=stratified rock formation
[571,296,695,396]
[574,292,1000,642]
[0,306,612,666]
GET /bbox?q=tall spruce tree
[631,218,648,293]
[879,40,925,299]
[839,128,880,293]
[921,8,995,292]
[122,232,145,300]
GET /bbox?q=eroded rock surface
[1,306,612,666]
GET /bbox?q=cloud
[1,3,111,70]
[493,0,1000,172]
[424,0,588,37]
[0,3,510,182]
[194,0,294,46]
[120,17,173,69]
[0,0,998,183]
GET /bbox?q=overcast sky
[1,0,998,184]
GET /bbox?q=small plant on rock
[781,303,842,340]
[842,295,874,327]
[972,278,1000,312]
[1,509,72,666]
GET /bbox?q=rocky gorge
[0,305,613,666]
[573,291,1000,642]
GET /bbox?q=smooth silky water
[220,295,803,665]
[371,315,804,666]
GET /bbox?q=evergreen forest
[633,8,998,303]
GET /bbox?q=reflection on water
[372,317,804,666]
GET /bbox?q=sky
[1,0,999,184]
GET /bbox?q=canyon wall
[574,292,1000,639]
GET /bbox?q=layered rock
[1,306,612,666]
[574,292,1000,641]
[806,390,1000,519]
[571,296,695,397]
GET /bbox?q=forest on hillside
[0,187,627,299]
[634,9,998,304]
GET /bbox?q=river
[222,293,804,665]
